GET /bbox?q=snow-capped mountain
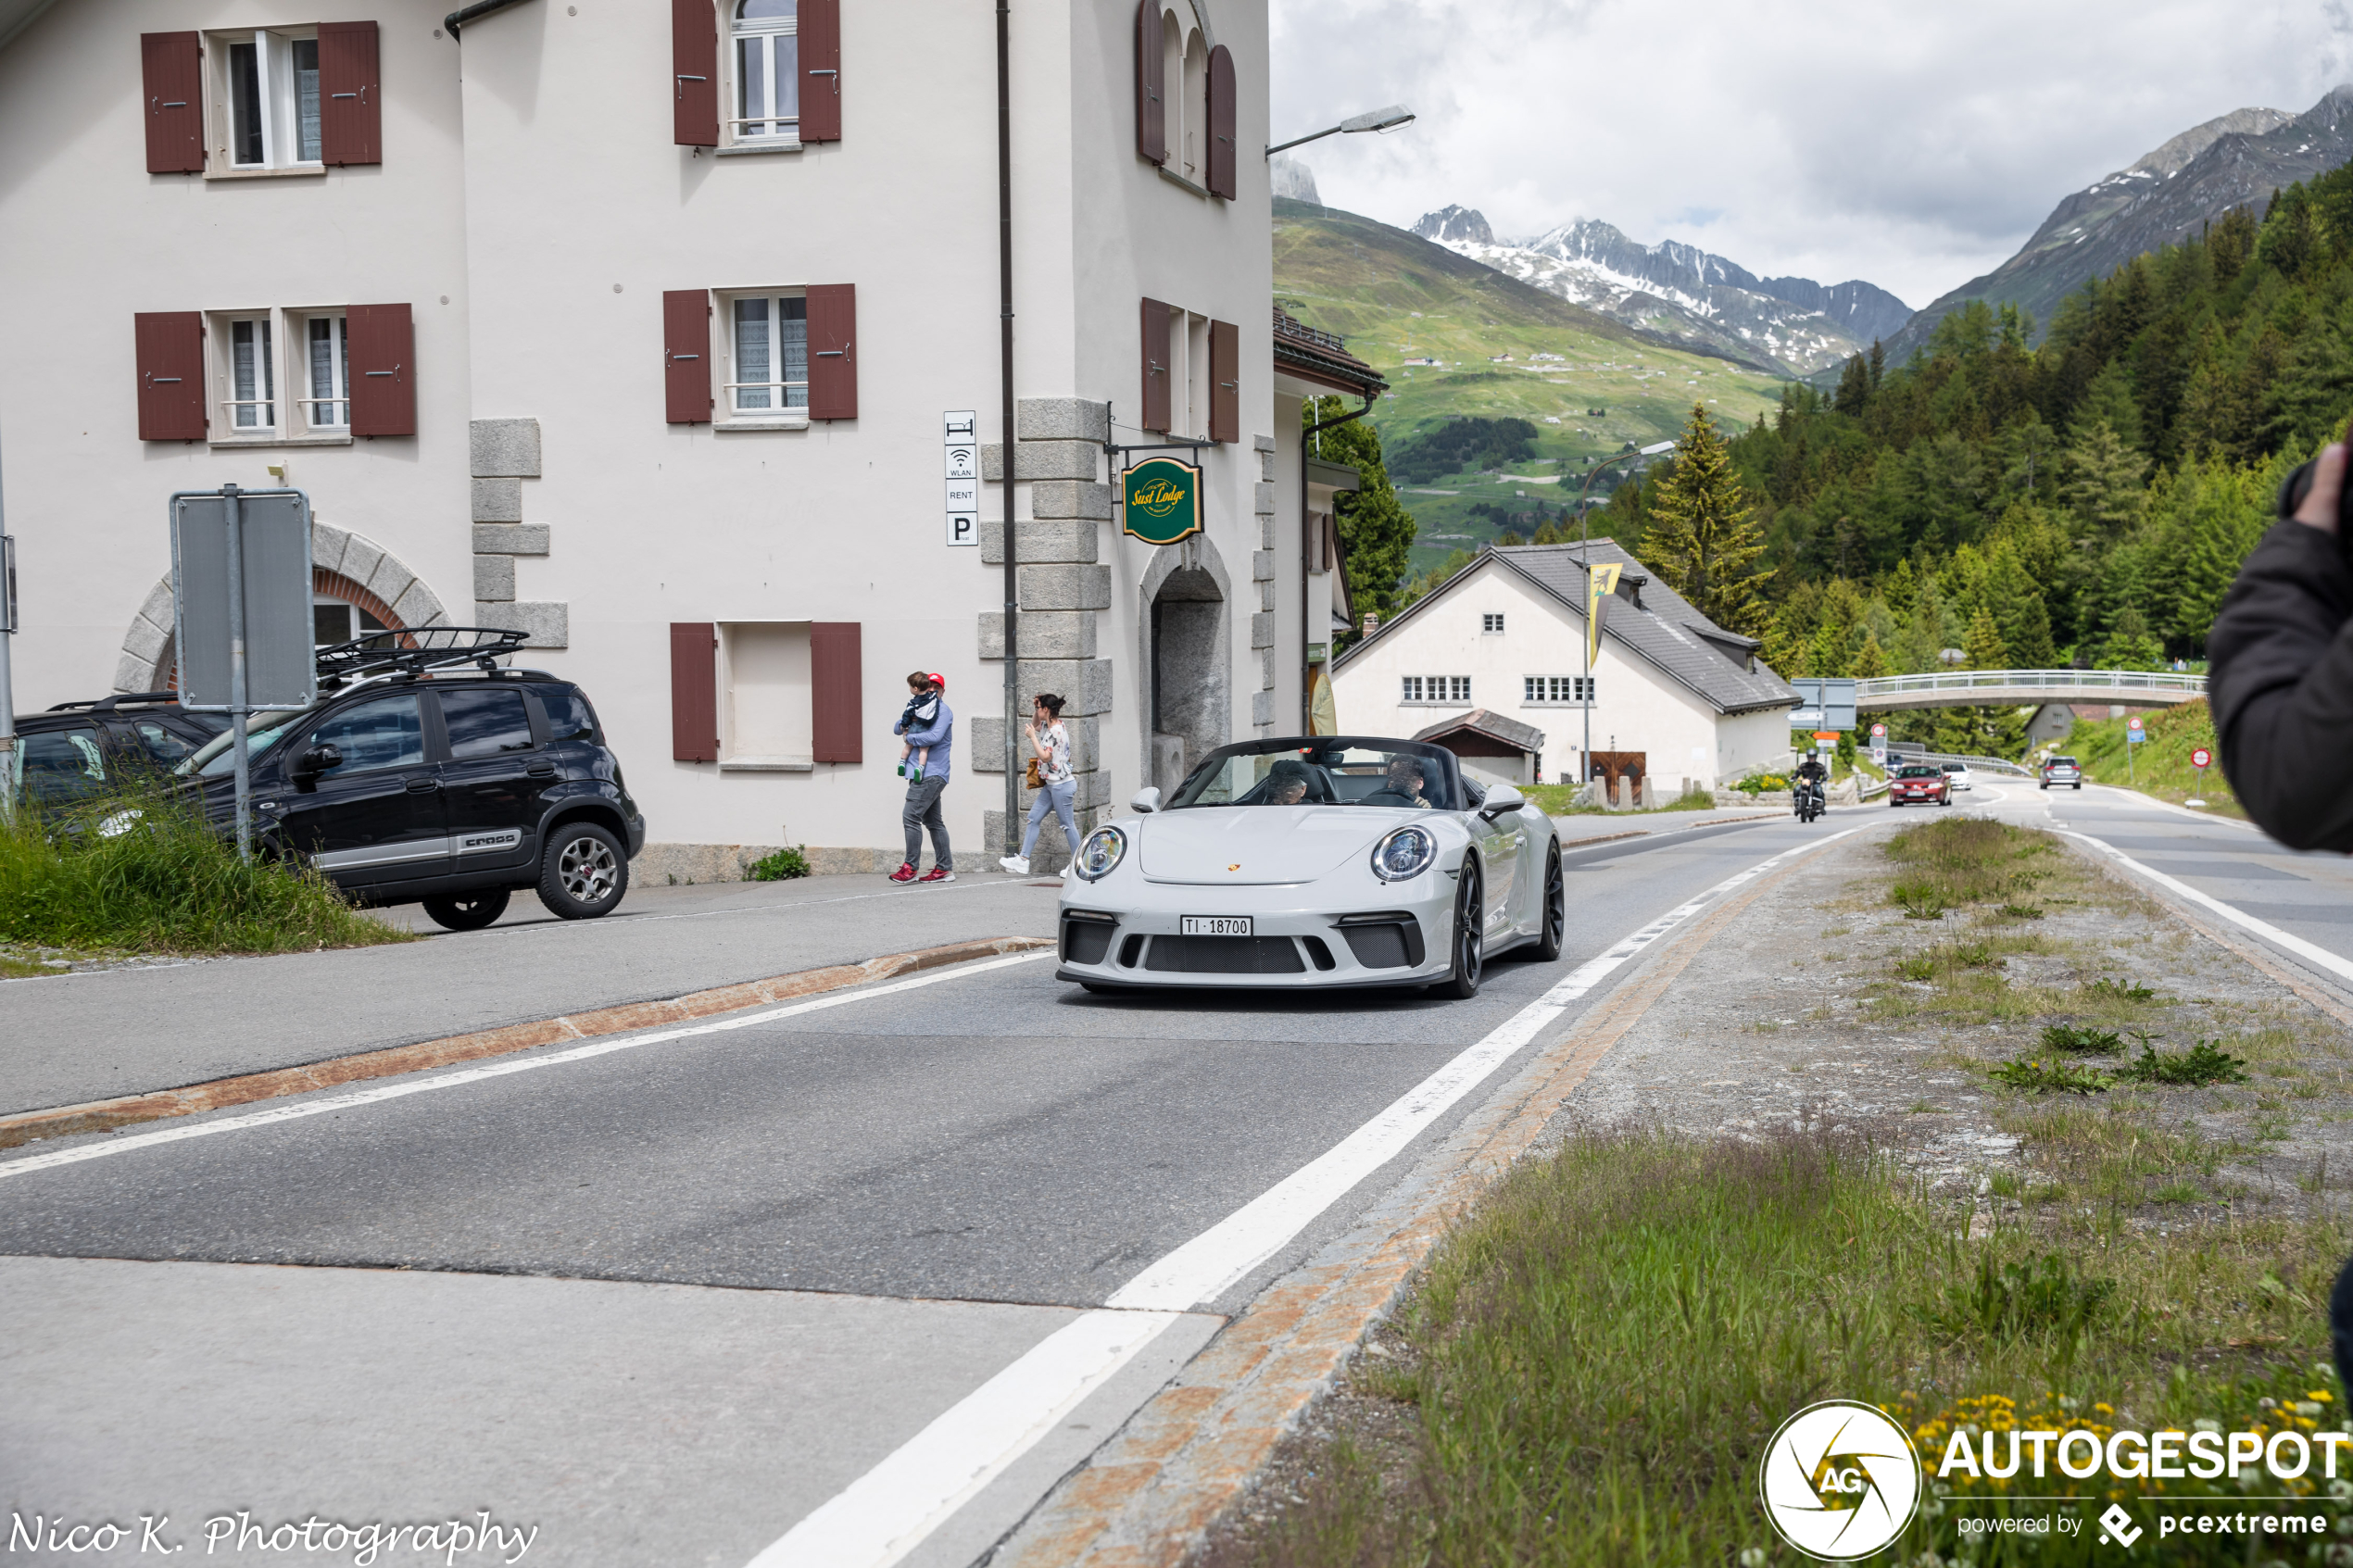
[1408,210,1910,377]
[1886,94,2347,358]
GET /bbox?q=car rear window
[2048,757,2077,766]
[535,685,602,744]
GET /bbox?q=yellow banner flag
[1586,562,1623,666]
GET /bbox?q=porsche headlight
[1370,824,1437,882]
[1074,825,1126,882]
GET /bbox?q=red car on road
[1888,764,1951,807]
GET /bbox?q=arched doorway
[115,521,450,694]
[1142,549,1229,797]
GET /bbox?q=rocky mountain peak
[1270,154,1321,207]
[1412,206,1494,245]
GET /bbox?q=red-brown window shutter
[1205,44,1236,199]
[347,303,416,436]
[799,0,841,142]
[672,0,718,147]
[662,289,711,423]
[1208,318,1239,444]
[141,32,204,174]
[1140,297,1171,433]
[670,623,718,761]
[318,21,383,166]
[811,621,862,763]
[807,284,857,420]
[135,312,207,440]
[1134,0,1164,166]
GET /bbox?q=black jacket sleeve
[2207,516,2353,851]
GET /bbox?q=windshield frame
[1164,735,1466,812]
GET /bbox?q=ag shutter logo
[1758,1400,1923,1561]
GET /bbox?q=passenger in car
[1265,759,1313,805]
[1361,753,1432,809]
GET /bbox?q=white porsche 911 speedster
[1054,736,1565,998]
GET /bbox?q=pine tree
[1868,338,1885,393]
[2059,420,2149,543]
[1638,403,1772,636]
[1307,395,1417,641]
[1833,353,1869,416]
[2070,363,2145,451]
[1963,604,2009,670]
[1852,630,1890,679]
[2099,606,2167,670]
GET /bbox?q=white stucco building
[1329,542,1797,793]
[0,0,1382,873]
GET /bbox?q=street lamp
[1573,440,1674,785]
[1265,105,1416,158]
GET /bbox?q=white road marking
[0,951,1056,1182]
[2058,831,2353,987]
[748,827,1862,1568]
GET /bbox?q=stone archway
[1137,533,1233,797]
[112,521,452,695]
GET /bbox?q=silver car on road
[1054,736,1565,999]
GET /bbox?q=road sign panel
[1870,722,1887,737]
[171,488,314,711]
[2128,716,2145,730]
[2192,746,2211,769]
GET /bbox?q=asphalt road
[1960,777,2353,980]
[1,806,1853,1568]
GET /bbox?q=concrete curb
[992,839,1846,1568]
[0,936,1054,1151]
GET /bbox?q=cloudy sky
[1268,0,2353,309]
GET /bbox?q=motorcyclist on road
[1793,750,1830,818]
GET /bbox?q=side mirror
[1129,786,1162,814]
[1480,783,1526,817]
[291,743,342,789]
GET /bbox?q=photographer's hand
[2295,443,2345,535]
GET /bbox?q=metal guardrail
[1883,743,2033,777]
[1856,669,2205,701]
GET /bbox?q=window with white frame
[1523,675,1594,705]
[209,307,353,441]
[731,0,800,144]
[1402,675,1469,705]
[723,292,810,417]
[213,29,322,170]
[1481,613,1504,633]
[302,313,349,429]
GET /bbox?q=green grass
[747,845,812,882]
[1989,1057,2112,1093]
[0,785,413,956]
[1215,1129,2349,1568]
[2113,1038,2254,1088]
[2040,1024,2124,1056]
[1272,199,1786,575]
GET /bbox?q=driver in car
[1362,752,1432,809]
[1265,758,1314,806]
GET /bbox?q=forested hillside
[1578,160,2353,749]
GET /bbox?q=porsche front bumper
[1054,874,1458,989]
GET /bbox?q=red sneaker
[888,862,917,883]
[917,866,955,883]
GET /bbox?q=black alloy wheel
[422,888,511,932]
[1436,862,1484,1000]
[1532,844,1565,961]
[538,822,629,919]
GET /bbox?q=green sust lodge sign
[1122,457,1202,546]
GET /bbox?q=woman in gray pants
[999,693,1076,876]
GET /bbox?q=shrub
[1990,1057,2110,1093]
[2087,975,2157,1001]
[2113,1037,2251,1086]
[2041,1023,2125,1055]
[748,845,812,882]
[0,784,410,955]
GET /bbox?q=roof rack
[316,626,531,689]
[46,691,180,713]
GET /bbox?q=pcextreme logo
[1759,1400,1923,1561]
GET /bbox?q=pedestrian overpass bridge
[1853,670,2206,713]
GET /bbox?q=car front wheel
[538,822,629,919]
[1435,862,1484,1000]
[422,888,510,931]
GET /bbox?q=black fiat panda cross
[174,629,645,931]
